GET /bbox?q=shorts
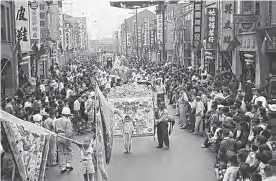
[81,159,95,174]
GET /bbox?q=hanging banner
[192,0,203,49]
[49,2,59,40]
[29,1,40,40]
[206,8,218,50]
[138,27,142,47]
[64,23,70,49]
[156,13,163,44]
[221,1,234,51]
[58,6,64,48]
[127,33,131,47]
[150,29,155,50]
[143,17,150,46]
[108,84,154,137]
[15,0,30,52]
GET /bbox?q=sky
[65,0,156,40]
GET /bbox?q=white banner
[58,7,64,47]
[156,13,163,44]
[64,23,70,49]
[143,17,150,46]
[15,0,30,51]
[29,1,40,40]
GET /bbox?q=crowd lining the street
[1,54,276,181]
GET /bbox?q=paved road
[45,104,216,181]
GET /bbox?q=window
[255,1,260,15]
[1,5,6,40]
[6,7,10,41]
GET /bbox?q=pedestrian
[54,106,74,173]
[155,102,170,150]
[122,115,134,154]
[78,137,95,181]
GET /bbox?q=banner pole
[95,83,99,181]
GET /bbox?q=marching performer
[123,115,135,154]
[54,107,74,173]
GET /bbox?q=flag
[226,36,241,53]
[31,41,39,58]
[196,41,203,54]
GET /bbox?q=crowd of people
[1,53,276,181]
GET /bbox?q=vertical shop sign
[143,17,150,46]
[156,13,163,44]
[15,0,30,51]
[192,0,202,49]
[138,27,142,47]
[58,5,64,47]
[39,1,49,43]
[127,33,131,47]
[150,30,155,49]
[29,1,40,39]
[206,8,218,50]
[221,1,234,50]
[64,23,70,49]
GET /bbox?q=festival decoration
[108,84,154,137]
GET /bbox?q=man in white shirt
[40,80,46,93]
[105,76,111,91]
[253,88,267,108]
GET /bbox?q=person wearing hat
[54,106,74,173]
[155,102,170,150]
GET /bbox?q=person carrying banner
[54,106,74,173]
[85,92,95,132]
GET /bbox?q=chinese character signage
[150,29,155,49]
[39,1,48,42]
[29,1,40,39]
[127,33,131,47]
[143,17,150,46]
[192,0,202,49]
[15,0,30,51]
[156,13,163,44]
[58,6,64,48]
[237,34,257,51]
[65,23,70,49]
[206,8,218,50]
[221,1,234,51]
[138,27,142,47]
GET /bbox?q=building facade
[1,1,18,96]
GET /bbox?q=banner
[29,1,40,40]
[206,8,218,50]
[108,84,154,137]
[15,0,30,51]
[1,110,51,181]
[192,0,203,49]
[64,23,70,49]
[143,17,150,46]
[49,2,59,40]
[150,29,156,50]
[58,6,64,48]
[96,85,114,165]
[156,13,163,44]
[221,1,234,51]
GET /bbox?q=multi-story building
[1,1,18,96]
[120,9,156,58]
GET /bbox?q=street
[45,104,216,181]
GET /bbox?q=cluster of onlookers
[162,65,275,181]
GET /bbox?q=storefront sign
[49,3,59,40]
[15,0,30,51]
[64,23,70,49]
[29,1,40,39]
[221,1,234,51]
[138,27,142,47]
[233,15,260,23]
[39,1,48,43]
[127,33,131,47]
[58,6,64,48]
[150,29,156,50]
[192,0,203,49]
[237,34,257,51]
[156,13,163,44]
[206,8,218,50]
[143,17,150,46]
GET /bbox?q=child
[123,115,134,154]
[79,137,95,181]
